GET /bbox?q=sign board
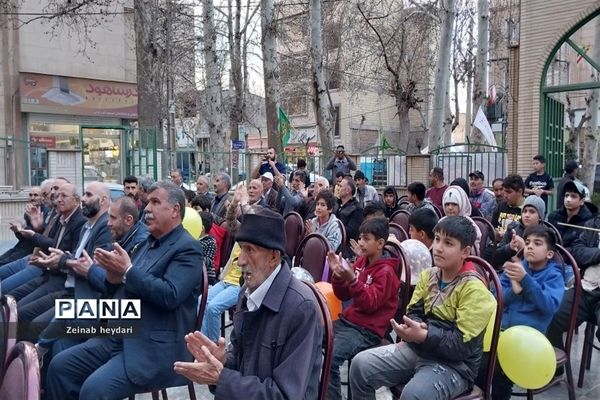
[31,136,56,148]
[20,73,138,119]
[231,140,246,150]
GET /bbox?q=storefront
[20,73,137,187]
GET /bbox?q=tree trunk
[134,1,164,136]
[582,18,600,191]
[228,0,244,142]
[443,89,453,145]
[261,0,280,153]
[398,102,413,153]
[428,0,456,151]
[465,13,475,139]
[471,0,489,143]
[202,0,226,173]
[309,0,333,160]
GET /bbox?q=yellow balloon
[497,325,556,389]
[483,308,496,352]
[182,207,203,239]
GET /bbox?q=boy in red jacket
[327,217,401,400]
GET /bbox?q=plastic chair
[0,295,17,387]
[391,256,503,400]
[384,241,412,328]
[432,204,444,218]
[578,321,600,387]
[284,212,305,259]
[472,216,497,259]
[218,223,237,274]
[302,281,334,400]
[390,210,410,233]
[388,223,408,243]
[0,341,40,400]
[294,233,331,282]
[542,220,563,246]
[398,201,411,210]
[512,244,579,400]
[336,219,347,255]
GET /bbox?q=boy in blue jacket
[476,224,565,399]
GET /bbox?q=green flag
[379,131,392,151]
[278,107,291,147]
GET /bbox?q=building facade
[0,1,138,189]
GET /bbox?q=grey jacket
[215,264,323,400]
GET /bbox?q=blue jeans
[0,255,30,280]
[327,318,380,400]
[350,342,469,400]
[200,281,240,342]
[0,257,44,294]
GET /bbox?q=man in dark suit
[16,181,113,340]
[1,182,87,296]
[46,181,204,400]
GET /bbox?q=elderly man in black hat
[174,207,323,399]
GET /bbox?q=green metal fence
[168,146,407,188]
[0,137,31,190]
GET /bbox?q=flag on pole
[379,132,392,151]
[577,44,591,64]
[278,107,291,147]
[473,106,497,147]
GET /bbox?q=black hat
[564,180,588,199]
[236,208,286,254]
[564,160,580,174]
[354,170,366,180]
[468,170,485,180]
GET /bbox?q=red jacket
[332,256,401,337]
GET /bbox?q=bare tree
[582,17,600,190]
[309,0,333,158]
[565,95,590,161]
[200,0,227,172]
[428,0,456,150]
[135,0,166,134]
[261,0,281,153]
[357,2,434,154]
[450,1,475,135]
[470,0,488,143]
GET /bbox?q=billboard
[20,73,138,119]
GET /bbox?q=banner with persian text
[20,73,137,119]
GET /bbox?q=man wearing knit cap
[174,207,323,399]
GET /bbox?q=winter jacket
[500,259,565,333]
[336,197,363,258]
[332,256,400,338]
[311,213,342,252]
[406,199,437,214]
[547,202,597,248]
[469,188,496,220]
[383,185,399,218]
[216,263,322,400]
[355,184,379,208]
[407,262,496,386]
[570,217,600,271]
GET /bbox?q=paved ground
[2,239,599,399]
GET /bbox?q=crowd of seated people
[1,152,599,400]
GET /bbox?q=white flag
[473,106,497,147]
